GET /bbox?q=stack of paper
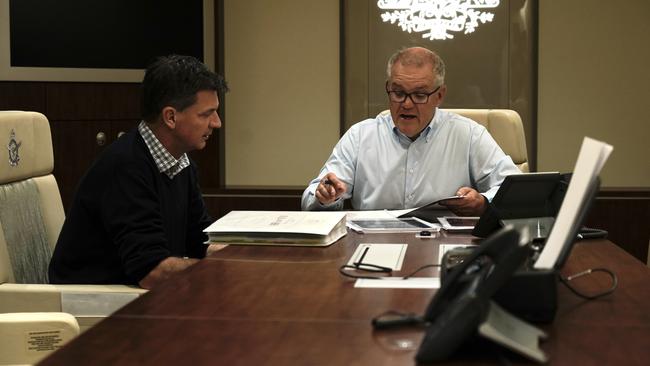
[203,211,348,247]
[534,137,613,269]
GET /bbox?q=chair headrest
[0,111,54,185]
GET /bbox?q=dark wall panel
[585,189,650,264]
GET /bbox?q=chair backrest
[377,108,529,172]
[0,111,65,284]
[443,109,529,172]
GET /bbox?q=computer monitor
[472,172,566,238]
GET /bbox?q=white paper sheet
[354,277,440,289]
[534,137,613,269]
[348,243,408,270]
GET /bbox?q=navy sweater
[49,129,212,285]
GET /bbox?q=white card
[354,277,440,289]
[347,243,408,270]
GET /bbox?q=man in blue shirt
[301,47,520,216]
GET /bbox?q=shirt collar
[138,121,190,179]
[387,108,438,143]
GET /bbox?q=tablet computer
[348,217,440,233]
[437,217,480,231]
[397,196,462,222]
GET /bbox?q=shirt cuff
[482,187,499,202]
[317,196,344,210]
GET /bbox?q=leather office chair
[445,109,528,173]
[0,111,146,362]
[377,109,529,172]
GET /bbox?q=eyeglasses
[339,262,441,280]
[339,247,440,280]
[339,246,393,279]
[386,85,441,104]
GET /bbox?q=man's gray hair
[386,47,446,87]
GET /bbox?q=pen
[322,178,337,197]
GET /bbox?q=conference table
[40,229,650,365]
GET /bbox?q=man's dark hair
[141,55,228,122]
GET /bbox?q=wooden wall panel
[45,83,141,120]
[0,82,47,112]
[203,188,303,220]
[585,189,650,264]
[50,119,112,207]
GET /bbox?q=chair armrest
[0,283,147,331]
[0,312,80,365]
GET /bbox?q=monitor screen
[0,0,215,81]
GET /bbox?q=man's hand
[138,257,199,289]
[315,172,347,205]
[440,187,487,216]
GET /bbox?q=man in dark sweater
[49,55,227,289]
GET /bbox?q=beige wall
[538,0,650,187]
[223,0,340,186]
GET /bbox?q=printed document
[204,211,347,246]
[534,137,613,269]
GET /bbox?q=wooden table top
[39,231,650,365]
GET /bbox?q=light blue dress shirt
[301,109,521,211]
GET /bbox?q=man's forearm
[138,257,199,289]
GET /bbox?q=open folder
[396,196,459,223]
[203,211,348,247]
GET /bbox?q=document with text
[204,210,347,246]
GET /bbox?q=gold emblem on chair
[7,129,22,167]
